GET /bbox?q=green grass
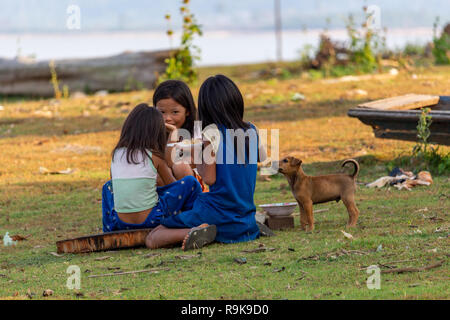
[0,64,449,300]
[0,171,448,299]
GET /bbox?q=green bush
[432,19,450,65]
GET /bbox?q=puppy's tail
[342,159,359,179]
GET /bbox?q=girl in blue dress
[146,75,265,250]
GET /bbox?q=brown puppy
[278,157,360,231]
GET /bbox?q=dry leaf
[43,289,53,297]
[234,257,247,265]
[39,167,76,175]
[10,234,30,241]
[49,252,63,257]
[341,230,354,240]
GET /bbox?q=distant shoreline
[0,27,436,67]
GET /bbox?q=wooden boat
[348,94,450,145]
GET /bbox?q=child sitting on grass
[146,75,267,250]
[101,104,215,249]
[153,80,207,191]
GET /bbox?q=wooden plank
[56,228,153,254]
[358,94,440,111]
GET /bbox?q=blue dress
[102,176,202,232]
[161,123,261,243]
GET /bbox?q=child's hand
[165,123,179,143]
[165,122,177,132]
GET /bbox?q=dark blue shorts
[102,176,202,232]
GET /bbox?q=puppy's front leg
[298,203,308,231]
[303,200,314,232]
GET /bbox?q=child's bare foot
[182,224,217,251]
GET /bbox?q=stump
[56,228,153,254]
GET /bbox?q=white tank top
[111,148,158,213]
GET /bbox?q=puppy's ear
[292,158,302,167]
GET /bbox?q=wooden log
[56,228,153,254]
[358,94,440,111]
[0,49,174,97]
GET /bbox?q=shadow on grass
[0,115,125,139]
[246,98,367,122]
[297,155,382,177]
[1,96,369,140]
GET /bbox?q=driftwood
[0,49,173,97]
[56,228,153,254]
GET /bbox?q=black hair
[153,80,197,134]
[198,75,250,130]
[199,75,255,162]
[112,104,166,164]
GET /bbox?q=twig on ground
[245,282,256,291]
[381,260,444,274]
[87,267,170,278]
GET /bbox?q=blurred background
[1,0,449,65]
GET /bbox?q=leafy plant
[432,18,450,65]
[413,108,432,156]
[159,0,203,85]
[413,108,450,174]
[386,108,450,175]
[63,85,70,99]
[345,7,385,73]
[49,60,62,99]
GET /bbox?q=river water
[0,28,434,66]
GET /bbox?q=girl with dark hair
[101,104,216,247]
[146,75,266,250]
[153,80,207,191]
[153,80,196,135]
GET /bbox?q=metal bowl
[259,202,297,217]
